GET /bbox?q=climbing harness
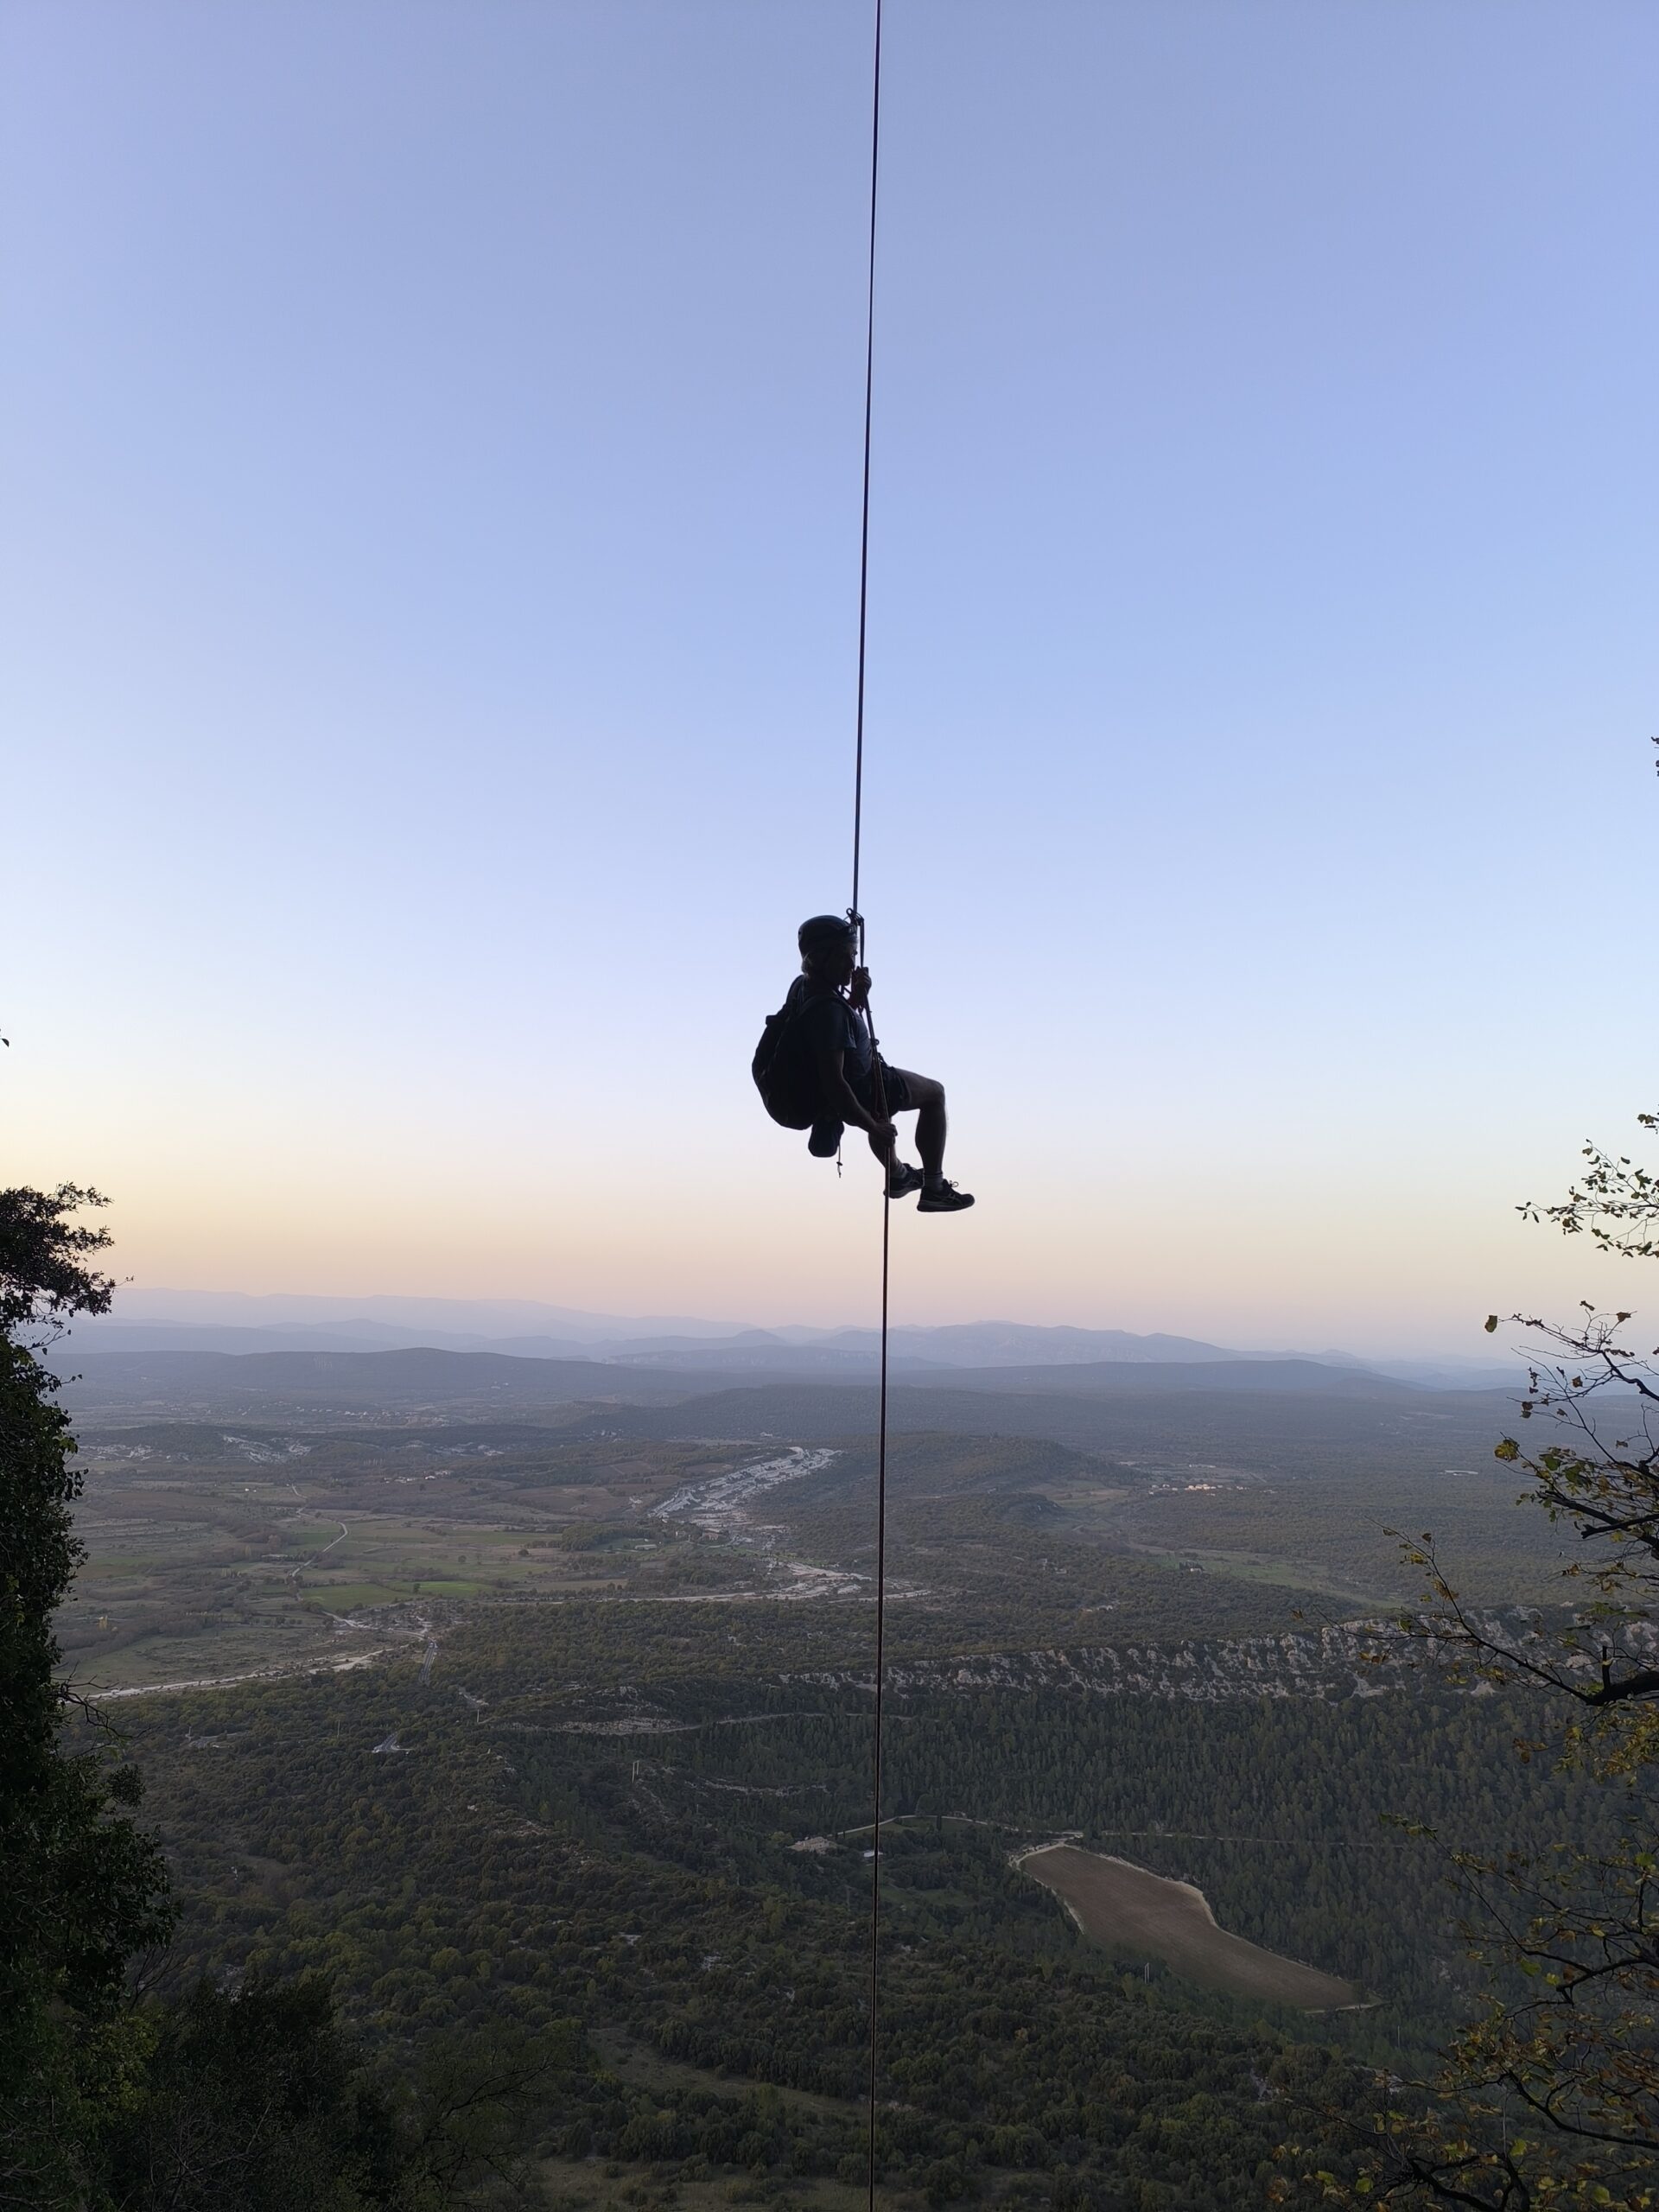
[847,6,890,2208]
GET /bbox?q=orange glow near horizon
[13,1088,1633,1360]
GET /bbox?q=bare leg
[887,1070,945,1184]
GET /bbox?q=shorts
[849,1056,912,1115]
[808,1059,912,1157]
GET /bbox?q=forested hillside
[72,1572,1628,2211]
[41,1342,1643,2208]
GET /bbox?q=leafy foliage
[0,1181,115,1338]
[1520,1109,1659,1262]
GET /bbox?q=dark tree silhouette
[0,1185,173,2204]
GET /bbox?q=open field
[60,1426,754,1690]
[1098,1465,1579,1607]
[57,1363,1583,1692]
[60,1413,1351,1692]
[54,1347,1582,1694]
[1020,1842,1359,2010]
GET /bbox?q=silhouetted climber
[753,915,974,1211]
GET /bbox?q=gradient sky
[3,0,1656,1353]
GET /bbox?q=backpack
[752,990,824,1129]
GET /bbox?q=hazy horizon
[72,1281,1519,1367]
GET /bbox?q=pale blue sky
[3,0,1655,1349]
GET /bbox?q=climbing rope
[866,1101,892,2212]
[844,6,889,2209]
[849,0,883,937]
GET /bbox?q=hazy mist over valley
[66,1291,1526,1389]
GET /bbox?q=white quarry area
[651,1446,880,1599]
[652,1446,837,1532]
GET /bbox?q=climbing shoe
[807,1119,844,1159]
[917,1179,975,1212]
[887,1162,924,1200]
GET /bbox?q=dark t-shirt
[785,976,874,1095]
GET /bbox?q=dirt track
[1021,1841,1358,2010]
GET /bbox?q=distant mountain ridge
[62,1294,1523,1392]
[55,1344,1488,1440]
[607,1323,1252,1367]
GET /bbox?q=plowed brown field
[1021,1842,1357,2010]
